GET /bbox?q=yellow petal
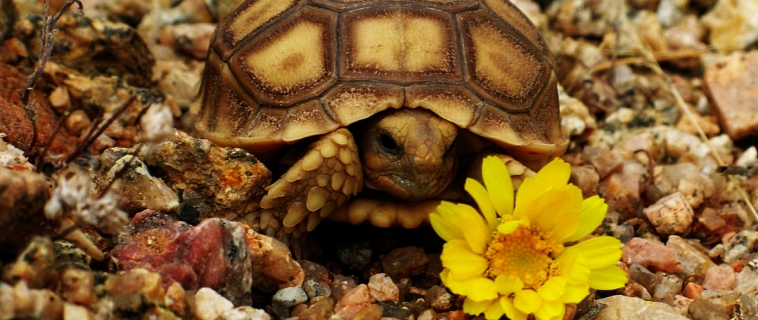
[513,289,542,314]
[465,277,499,302]
[537,276,567,301]
[430,202,465,242]
[560,282,589,304]
[513,185,582,242]
[501,297,528,320]
[495,275,524,295]
[515,158,571,212]
[482,156,514,218]
[463,298,492,316]
[440,240,488,280]
[588,265,628,290]
[484,298,506,320]
[465,178,497,230]
[440,269,468,295]
[566,236,622,269]
[556,253,590,285]
[496,218,525,234]
[454,203,492,254]
[563,195,608,243]
[533,299,565,320]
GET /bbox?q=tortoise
[190,0,569,238]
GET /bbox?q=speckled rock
[623,237,682,274]
[138,130,271,223]
[721,230,758,264]
[102,268,167,315]
[593,295,688,320]
[223,306,271,320]
[666,236,716,278]
[273,287,308,308]
[584,145,623,179]
[332,284,382,320]
[0,281,64,319]
[599,171,642,220]
[704,51,758,141]
[426,286,453,312]
[0,168,51,259]
[643,192,693,236]
[158,23,215,60]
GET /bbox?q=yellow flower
[430,157,627,320]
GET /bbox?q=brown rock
[704,51,758,140]
[59,268,97,307]
[622,237,683,274]
[103,269,166,314]
[583,145,624,179]
[381,246,429,280]
[367,273,399,302]
[158,23,216,60]
[570,165,600,198]
[138,131,271,223]
[599,171,642,220]
[703,265,736,291]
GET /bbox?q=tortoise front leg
[259,128,362,238]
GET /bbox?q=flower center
[484,224,563,289]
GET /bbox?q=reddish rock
[570,165,600,198]
[703,265,736,291]
[622,238,682,274]
[0,64,78,161]
[704,51,758,140]
[583,145,624,179]
[111,211,252,304]
[243,225,305,293]
[599,171,642,220]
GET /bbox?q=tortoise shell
[191,0,568,169]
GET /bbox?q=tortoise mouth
[377,173,451,201]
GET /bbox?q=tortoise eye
[378,133,400,155]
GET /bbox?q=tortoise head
[358,108,457,201]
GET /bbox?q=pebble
[652,274,683,303]
[570,165,600,198]
[643,192,693,236]
[683,282,705,299]
[158,23,215,60]
[336,241,373,271]
[628,263,659,293]
[666,235,716,278]
[699,208,727,232]
[622,237,682,274]
[722,230,758,264]
[593,295,688,320]
[273,287,308,308]
[583,145,624,179]
[63,302,93,320]
[59,268,97,307]
[559,84,597,139]
[194,287,234,320]
[103,154,180,214]
[599,171,642,220]
[703,265,736,291]
[704,51,758,140]
[223,306,271,320]
[367,273,399,302]
[426,286,453,311]
[294,296,334,319]
[138,131,272,223]
[701,0,758,53]
[331,274,358,301]
[332,284,382,320]
[688,290,743,320]
[0,281,64,319]
[103,269,166,314]
[672,295,693,317]
[381,246,429,279]
[734,266,758,294]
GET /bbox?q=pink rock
[367,273,399,302]
[683,282,704,299]
[335,284,372,312]
[622,238,682,274]
[111,211,252,304]
[703,265,736,291]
